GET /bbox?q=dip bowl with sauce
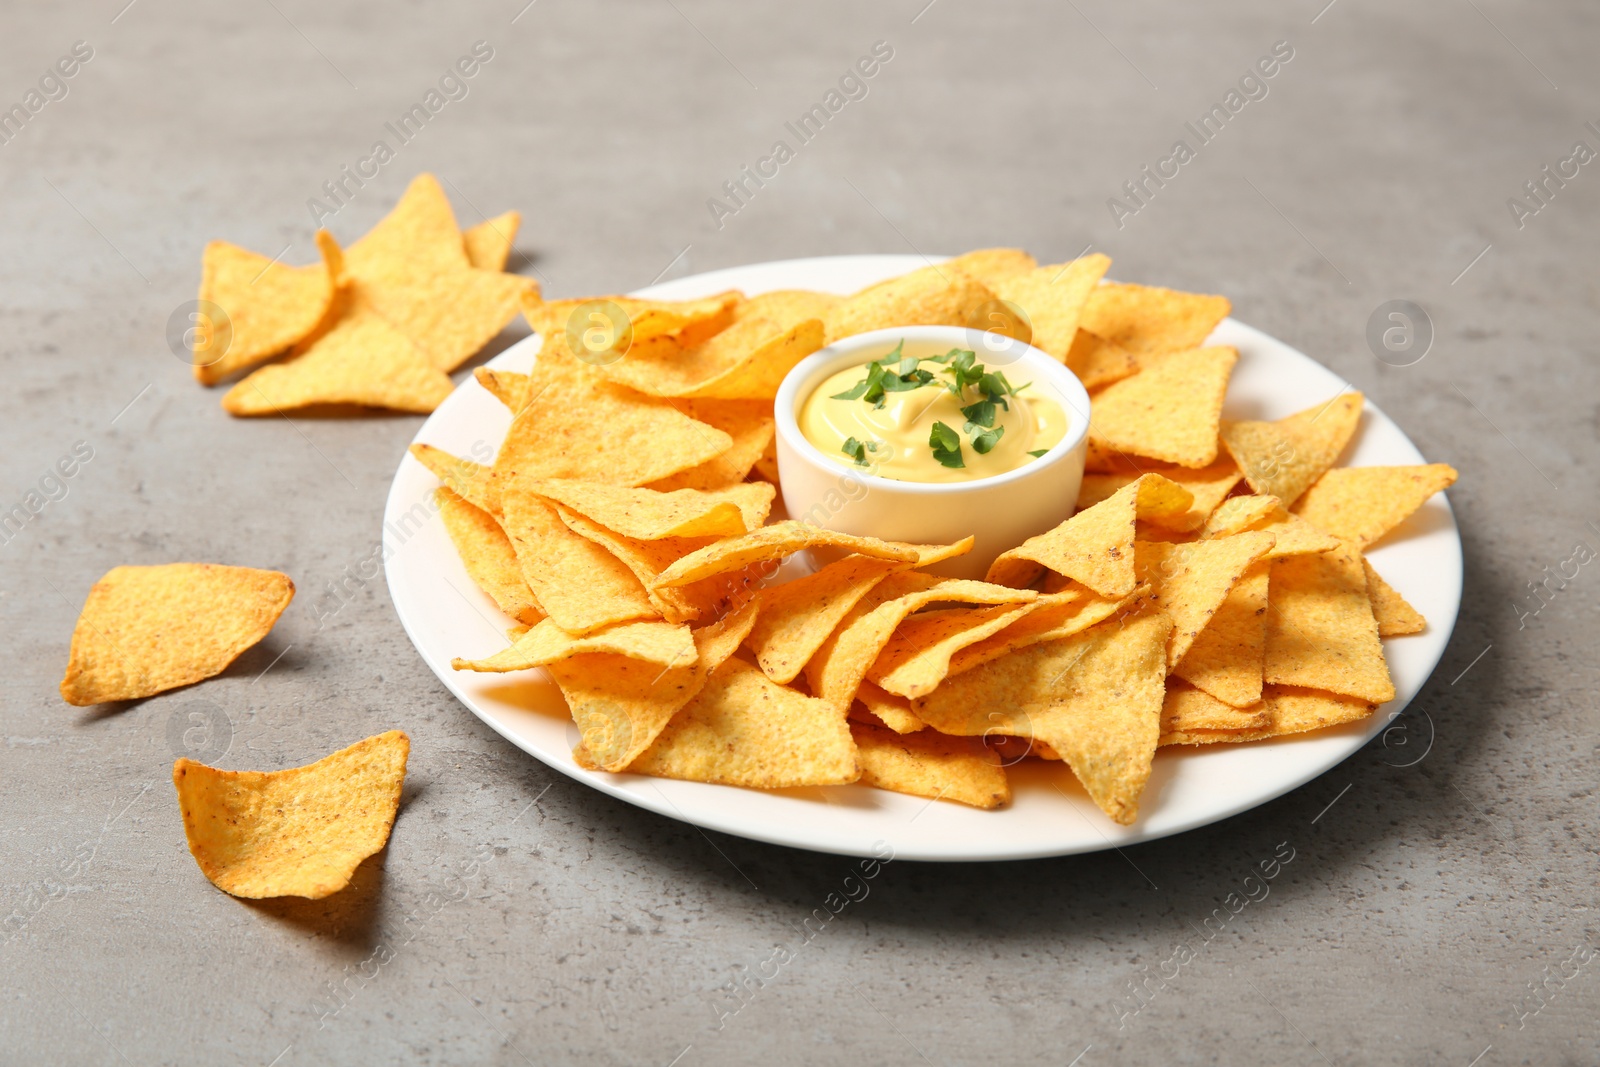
[774,325,1091,579]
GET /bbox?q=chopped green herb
[841,437,869,466]
[929,421,964,468]
[971,425,1005,454]
[1027,448,1049,458]
[960,399,996,429]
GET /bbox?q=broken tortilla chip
[1087,347,1237,467]
[61,564,294,706]
[1291,464,1458,549]
[173,730,408,899]
[851,723,1010,809]
[1221,392,1363,506]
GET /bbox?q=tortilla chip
[173,730,408,899]
[1160,679,1270,739]
[1171,560,1268,706]
[60,564,294,706]
[804,575,1038,710]
[852,679,926,734]
[1263,543,1395,703]
[492,371,733,497]
[222,289,453,415]
[747,555,909,684]
[851,723,1010,809]
[1363,557,1426,636]
[651,521,930,589]
[563,601,758,772]
[499,487,655,634]
[1161,685,1376,745]
[1065,329,1140,390]
[646,399,775,492]
[987,475,1192,595]
[410,443,497,514]
[1135,531,1276,669]
[531,479,772,540]
[868,602,1038,700]
[1087,347,1237,467]
[435,487,542,625]
[945,248,1037,290]
[524,291,741,348]
[1291,464,1459,549]
[822,264,994,343]
[474,367,531,413]
[453,617,693,673]
[346,173,469,278]
[552,506,722,624]
[1076,458,1242,531]
[1079,281,1231,364]
[193,231,341,385]
[1202,495,1340,560]
[1220,392,1363,506]
[992,255,1112,363]
[912,610,1172,825]
[463,210,520,272]
[942,586,1151,681]
[625,656,860,788]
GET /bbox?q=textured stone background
[2,1,1596,1064]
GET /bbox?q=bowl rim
[773,324,1093,495]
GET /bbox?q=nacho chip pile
[193,174,534,415]
[415,249,1456,825]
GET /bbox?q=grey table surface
[2,0,1596,1064]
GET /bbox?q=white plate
[383,255,1461,862]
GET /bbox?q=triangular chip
[1362,557,1426,636]
[410,443,497,514]
[822,264,994,343]
[552,506,720,624]
[1160,685,1376,745]
[1076,458,1242,531]
[1291,464,1458,549]
[474,367,530,413]
[434,487,541,625]
[346,173,469,278]
[173,730,408,899]
[524,291,742,347]
[625,656,860,788]
[1220,392,1363,506]
[1202,494,1340,559]
[452,617,693,673]
[851,723,1010,809]
[61,564,294,706]
[1263,543,1394,703]
[222,289,454,415]
[747,555,909,684]
[944,248,1036,290]
[646,399,775,491]
[1065,329,1140,390]
[1135,531,1276,669]
[912,610,1172,824]
[868,602,1037,700]
[851,679,926,734]
[1159,680,1270,741]
[986,475,1192,595]
[193,231,341,384]
[530,480,773,540]
[463,210,520,272]
[1079,281,1231,364]
[992,255,1111,362]
[942,586,1150,682]
[1087,347,1237,467]
[499,486,655,634]
[651,521,931,589]
[1171,559,1268,706]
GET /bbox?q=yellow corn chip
[1264,543,1395,703]
[913,610,1172,824]
[553,506,720,625]
[1363,557,1426,636]
[563,601,758,772]
[1160,685,1376,745]
[434,487,541,626]
[646,399,775,492]
[1292,464,1459,549]
[804,576,1038,710]
[822,264,995,343]
[1079,281,1231,364]
[410,444,497,514]
[852,679,926,733]
[60,564,294,706]
[1171,560,1268,706]
[945,248,1037,290]
[223,289,453,415]
[1087,347,1237,467]
[530,479,773,540]
[474,367,531,413]
[1076,458,1242,532]
[987,475,1193,595]
[1065,329,1140,390]
[992,255,1112,363]
[193,231,341,385]
[868,602,1037,700]
[453,617,693,673]
[942,586,1150,681]
[1160,679,1270,737]
[524,291,741,347]
[1202,494,1340,560]
[747,555,909,684]
[652,520,930,589]
[625,656,860,788]
[1220,392,1363,506]
[173,730,408,899]
[463,210,520,272]
[1135,531,1276,669]
[346,173,469,278]
[851,723,1010,809]
[499,486,655,634]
